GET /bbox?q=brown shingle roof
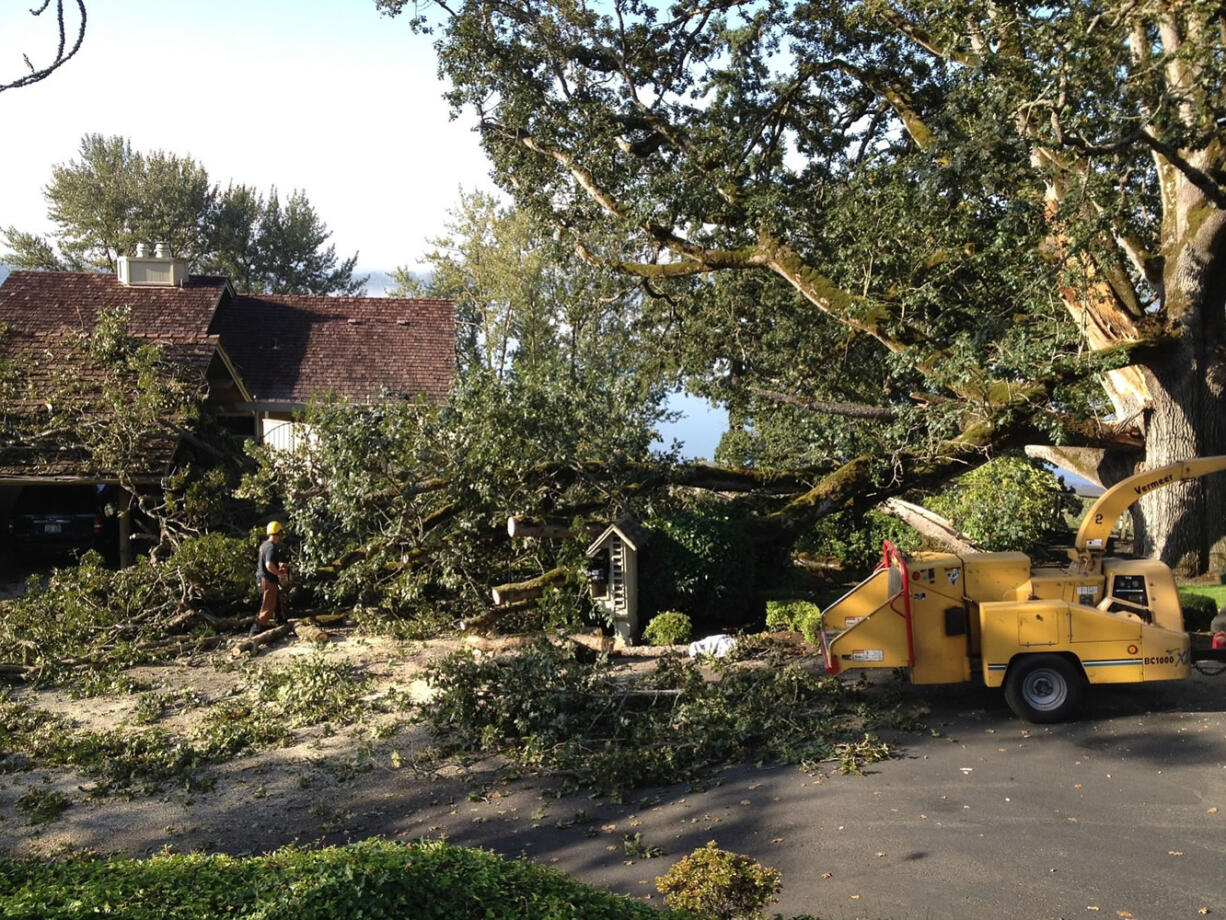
[0,270,456,432]
[0,270,229,338]
[0,271,232,481]
[211,294,455,404]
[0,329,219,480]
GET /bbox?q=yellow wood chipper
[820,457,1226,722]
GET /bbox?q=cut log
[507,516,605,540]
[491,567,567,606]
[294,620,329,645]
[232,622,295,656]
[507,516,578,540]
[462,599,537,634]
[0,663,36,682]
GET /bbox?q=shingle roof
[0,271,232,481]
[0,328,219,481]
[0,270,229,338]
[210,294,455,404]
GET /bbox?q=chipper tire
[1003,654,1086,723]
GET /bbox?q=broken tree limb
[880,497,984,554]
[462,599,538,634]
[491,567,568,606]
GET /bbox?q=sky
[0,0,727,458]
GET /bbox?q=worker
[250,521,290,635]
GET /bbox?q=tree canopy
[380,0,1226,572]
[4,134,366,296]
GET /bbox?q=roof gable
[211,294,455,404]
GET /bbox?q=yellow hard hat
[266,521,285,535]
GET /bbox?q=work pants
[257,578,282,627]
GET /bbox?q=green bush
[643,611,693,646]
[798,608,823,645]
[800,508,919,574]
[764,600,821,634]
[0,839,685,919]
[928,455,1077,557]
[1179,591,1219,632]
[655,841,782,920]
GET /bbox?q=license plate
[43,523,62,534]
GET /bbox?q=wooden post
[117,504,133,569]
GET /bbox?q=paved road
[390,669,1226,920]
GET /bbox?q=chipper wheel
[1003,654,1086,723]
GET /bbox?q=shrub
[928,455,1078,557]
[764,599,821,633]
[800,508,919,573]
[0,839,684,919]
[1179,591,1219,632]
[798,607,823,645]
[643,611,693,646]
[655,841,782,920]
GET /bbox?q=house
[0,249,455,561]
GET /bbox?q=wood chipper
[820,457,1226,722]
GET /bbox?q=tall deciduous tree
[4,134,366,296]
[381,0,1226,572]
[393,189,655,387]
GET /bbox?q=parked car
[7,484,113,562]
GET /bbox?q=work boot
[248,622,263,637]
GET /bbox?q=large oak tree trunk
[1132,221,1226,573]
[1134,357,1226,573]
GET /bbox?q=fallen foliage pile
[421,637,924,798]
[0,652,405,797]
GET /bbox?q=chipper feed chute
[821,542,913,675]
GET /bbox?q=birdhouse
[585,516,648,644]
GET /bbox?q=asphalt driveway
[412,669,1226,920]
